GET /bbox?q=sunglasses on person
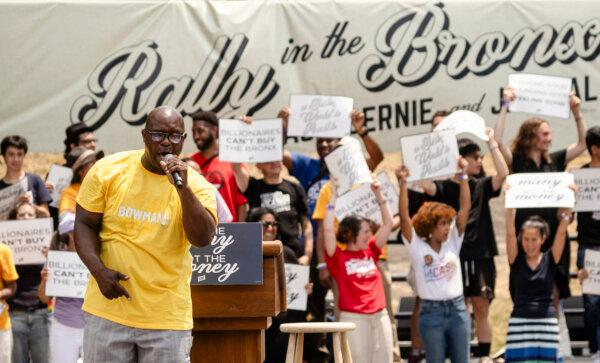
[143,129,186,144]
[261,221,278,228]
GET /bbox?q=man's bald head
[146,106,184,130]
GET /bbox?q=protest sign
[335,172,399,224]
[582,249,600,295]
[0,218,53,264]
[190,223,262,285]
[508,74,572,119]
[324,137,371,195]
[505,172,575,208]
[433,110,489,141]
[284,263,310,311]
[401,130,459,182]
[46,164,74,208]
[572,168,600,212]
[45,251,90,298]
[0,178,28,220]
[288,95,353,138]
[219,119,282,163]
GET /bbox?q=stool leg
[285,333,296,363]
[341,332,352,363]
[294,333,304,363]
[332,332,343,362]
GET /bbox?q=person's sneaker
[591,351,600,363]
[478,357,494,363]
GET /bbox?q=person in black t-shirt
[232,161,312,265]
[504,207,572,362]
[495,89,587,300]
[422,129,508,360]
[574,126,600,360]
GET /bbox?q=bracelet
[501,100,509,108]
[560,212,572,222]
[457,173,468,181]
[317,263,327,271]
[358,128,369,137]
[326,204,335,210]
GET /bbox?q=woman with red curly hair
[397,159,471,363]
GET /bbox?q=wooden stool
[280,322,355,363]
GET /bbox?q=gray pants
[83,314,192,363]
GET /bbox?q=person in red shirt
[189,111,248,222]
[323,177,393,363]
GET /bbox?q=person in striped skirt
[504,207,573,362]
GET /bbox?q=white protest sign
[572,168,600,212]
[284,263,310,311]
[324,136,371,195]
[288,95,353,138]
[219,119,282,163]
[401,130,459,182]
[0,218,53,264]
[0,178,28,220]
[582,249,600,295]
[46,164,74,208]
[433,110,489,141]
[505,172,575,208]
[335,172,399,224]
[45,251,90,298]
[508,74,572,119]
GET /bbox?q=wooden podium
[190,241,286,363]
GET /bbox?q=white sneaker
[591,351,600,363]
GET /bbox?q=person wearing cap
[63,122,98,159]
[58,146,102,218]
[75,106,216,362]
[37,212,85,363]
[189,111,249,222]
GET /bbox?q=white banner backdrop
[1,1,599,154]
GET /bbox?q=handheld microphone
[163,154,184,189]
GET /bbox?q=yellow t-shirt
[76,150,217,330]
[0,244,18,330]
[312,181,388,259]
[59,183,80,215]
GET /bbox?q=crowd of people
[0,86,598,363]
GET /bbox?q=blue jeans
[419,296,470,363]
[577,244,600,354]
[11,308,49,363]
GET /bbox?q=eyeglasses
[261,221,278,228]
[81,138,98,145]
[143,130,186,144]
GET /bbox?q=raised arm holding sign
[323,136,371,195]
[505,172,575,209]
[400,130,460,182]
[508,74,572,118]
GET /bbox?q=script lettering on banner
[0,218,53,264]
[190,223,262,285]
[582,249,600,295]
[505,172,575,208]
[401,130,459,182]
[45,251,90,298]
[324,137,371,195]
[335,172,399,224]
[284,263,310,311]
[0,178,28,220]
[219,119,282,163]
[572,168,600,212]
[433,110,489,141]
[508,74,572,118]
[46,165,74,209]
[288,95,353,138]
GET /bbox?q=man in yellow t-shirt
[1,243,18,362]
[75,106,217,363]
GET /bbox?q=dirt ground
[14,151,590,355]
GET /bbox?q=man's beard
[197,133,214,152]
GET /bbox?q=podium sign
[190,223,263,285]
